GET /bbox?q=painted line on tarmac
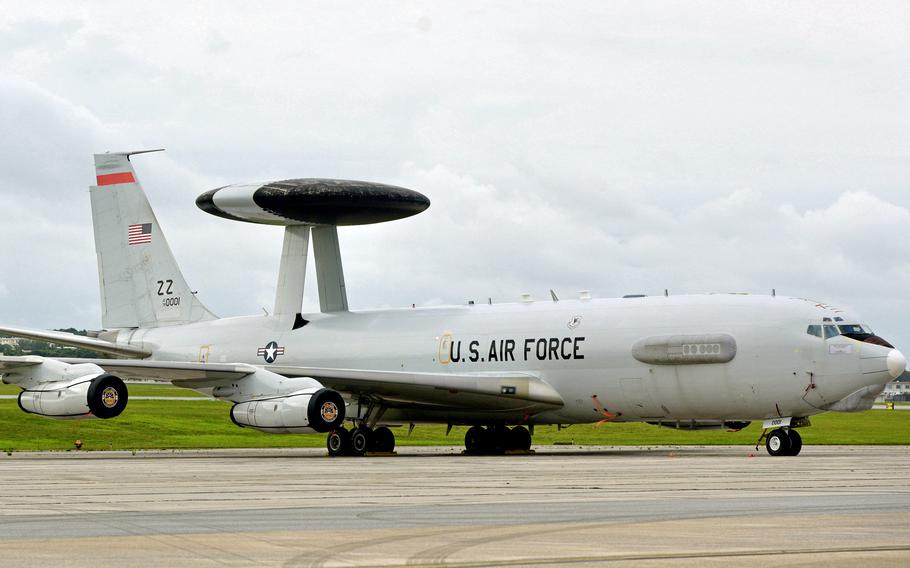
[378,544,910,568]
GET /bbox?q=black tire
[87,374,128,419]
[787,429,803,456]
[464,425,486,454]
[509,426,532,451]
[351,427,372,456]
[765,429,791,457]
[371,426,396,453]
[326,427,350,457]
[488,425,509,453]
[306,388,346,433]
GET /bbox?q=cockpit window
[807,322,888,345]
[838,324,867,335]
[812,321,895,348]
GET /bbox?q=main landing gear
[464,425,532,455]
[326,425,396,456]
[326,423,534,456]
[764,428,802,457]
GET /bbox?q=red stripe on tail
[96,172,136,186]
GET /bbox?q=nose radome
[887,349,907,379]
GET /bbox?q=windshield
[806,322,894,348]
[839,324,873,335]
[808,323,877,339]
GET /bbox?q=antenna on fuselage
[195,179,430,323]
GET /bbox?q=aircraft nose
[887,349,907,379]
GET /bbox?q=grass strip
[1,398,909,452]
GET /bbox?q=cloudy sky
[1,2,909,349]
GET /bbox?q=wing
[55,359,564,412]
[0,355,44,370]
[269,365,565,412]
[55,358,254,382]
[0,325,149,358]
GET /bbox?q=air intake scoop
[196,179,430,226]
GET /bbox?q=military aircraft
[1,150,905,457]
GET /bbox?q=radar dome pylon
[196,178,430,320]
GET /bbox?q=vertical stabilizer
[90,151,217,329]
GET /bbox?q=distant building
[882,381,910,402]
[0,337,21,346]
[878,371,910,402]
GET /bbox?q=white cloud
[0,2,908,349]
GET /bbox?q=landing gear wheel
[464,426,486,454]
[787,429,802,456]
[370,426,396,453]
[509,426,532,451]
[351,427,372,456]
[488,425,509,454]
[326,427,351,456]
[765,428,792,457]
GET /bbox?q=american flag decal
[128,223,152,245]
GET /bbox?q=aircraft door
[800,322,830,407]
[801,323,823,370]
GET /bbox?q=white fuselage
[124,294,896,425]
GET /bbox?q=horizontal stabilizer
[0,325,150,358]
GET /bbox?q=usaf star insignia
[257,340,285,363]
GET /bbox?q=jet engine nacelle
[18,373,128,420]
[230,387,345,434]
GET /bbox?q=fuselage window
[823,325,839,339]
[806,325,822,338]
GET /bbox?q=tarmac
[1,445,909,567]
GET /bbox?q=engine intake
[230,387,345,434]
[18,373,128,419]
